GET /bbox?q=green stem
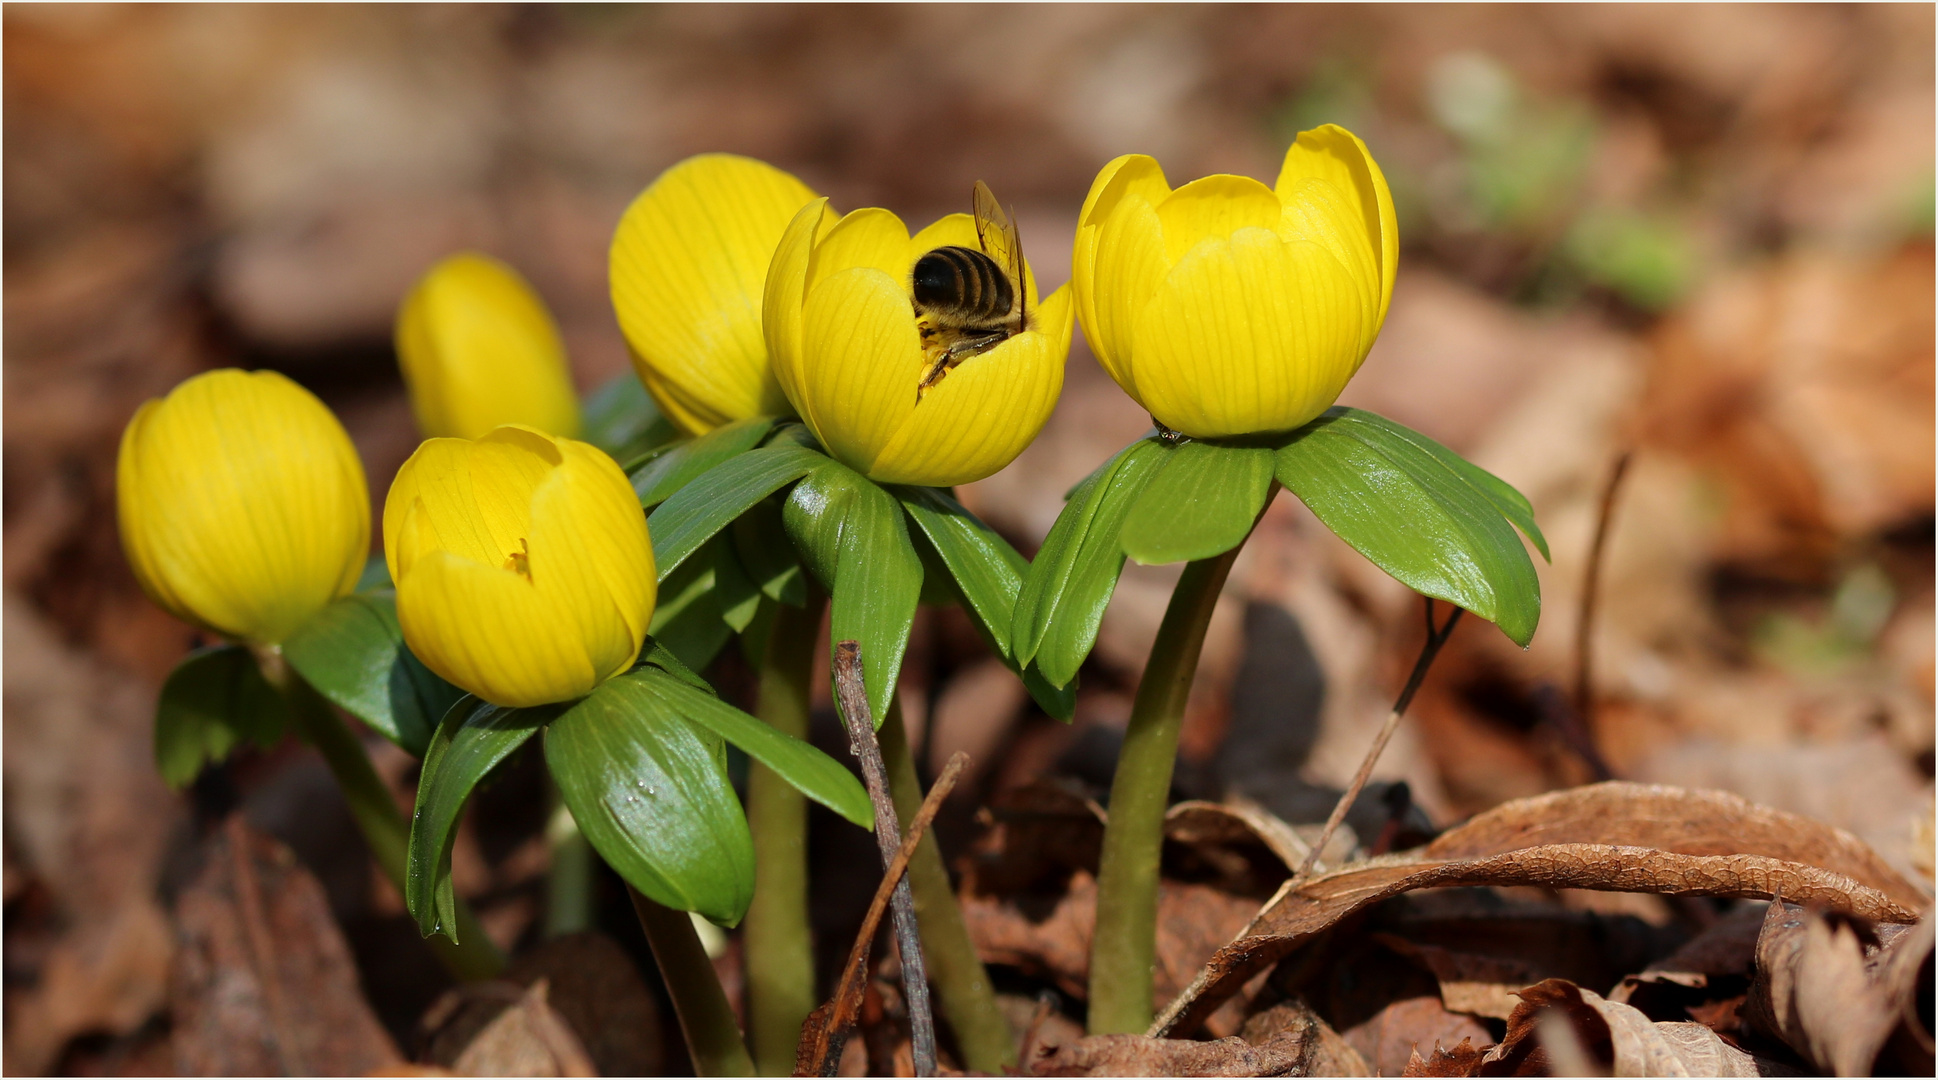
[1087,547,1242,1035]
[543,790,593,937]
[260,651,505,982]
[629,887,756,1077]
[880,705,1014,1073]
[742,598,824,1075]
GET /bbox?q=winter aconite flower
[610,154,821,435]
[117,369,370,645]
[764,199,1073,487]
[395,253,582,440]
[385,426,656,708]
[1072,124,1397,439]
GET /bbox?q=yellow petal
[805,207,912,294]
[396,548,600,708]
[535,440,656,672]
[796,266,924,474]
[1274,176,1382,360]
[395,253,581,440]
[871,284,1073,486]
[610,154,818,434]
[764,198,831,431]
[1073,155,1171,380]
[1276,124,1398,341]
[117,369,369,644]
[1087,190,1169,403]
[1130,230,1364,438]
[1154,174,1284,265]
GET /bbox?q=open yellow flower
[385,426,656,708]
[118,369,370,645]
[1072,124,1397,439]
[764,200,1073,487]
[396,253,582,440]
[610,154,821,435]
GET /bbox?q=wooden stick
[1290,599,1463,885]
[832,640,938,1077]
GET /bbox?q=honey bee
[912,181,1028,401]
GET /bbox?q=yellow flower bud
[384,426,656,708]
[395,253,582,440]
[1072,124,1397,439]
[764,200,1073,487]
[117,369,370,645]
[610,154,821,435]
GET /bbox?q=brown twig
[1577,450,1632,727]
[829,640,939,1077]
[794,747,967,1076]
[1290,598,1464,885]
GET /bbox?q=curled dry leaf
[1402,1037,1488,1077]
[1478,978,1759,1077]
[1373,934,1543,1020]
[1154,783,1923,1038]
[449,979,598,1078]
[1345,995,1494,1077]
[1744,901,1935,1076]
[1031,1027,1353,1078]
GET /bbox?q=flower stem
[1087,547,1241,1035]
[879,702,1015,1073]
[629,887,756,1077]
[543,791,593,937]
[742,598,824,1075]
[259,650,505,982]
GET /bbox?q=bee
[912,180,1028,401]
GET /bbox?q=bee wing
[972,180,1026,324]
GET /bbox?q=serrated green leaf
[648,444,827,579]
[583,371,682,464]
[648,548,732,673]
[1276,407,1542,646]
[1120,441,1276,565]
[731,499,806,607]
[638,666,873,828]
[632,416,776,510]
[784,461,922,727]
[1327,409,1550,561]
[406,696,549,941]
[154,645,287,789]
[1011,437,1171,688]
[284,592,463,757]
[545,671,755,925]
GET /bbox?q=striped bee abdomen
[912,245,1013,325]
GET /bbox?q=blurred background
[5,4,1931,1074]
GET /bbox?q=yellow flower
[610,154,821,435]
[764,200,1073,487]
[1072,124,1397,439]
[395,253,582,440]
[385,426,655,708]
[118,369,370,645]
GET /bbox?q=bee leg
[915,356,951,402]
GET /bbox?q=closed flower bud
[384,426,655,708]
[396,253,582,440]
[764,199,1073,487]
[610,154,821,435]
[117,369,370,645]
[1072,124,1397,439]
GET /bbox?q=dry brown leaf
[1745,901,1934,1076]
[1154,784,1922,1038]
[1031,1028,1353,1078]
[1478,979,1759,1077]
[1345,996,1494,1077]
[1374,934,1543,1020]
[1403,1036,1488,1077]
[170,819,403,1076]
[1237,998,1370,1076]
[449,978,598,1078]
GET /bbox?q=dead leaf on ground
[1155,783,1922,1038]
[1477,978,1761,1077]
[1345,995,1494,1077]
[1031,1015,1364,1079]
[1374,934,1543,1020]
[1744,901,1934,1076]
[1403,1037,1488,1077]
[1237,997,1370,1076]
[170,819,403,1076]
[449,978,598,1078]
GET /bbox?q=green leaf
[356,554,392,592]
[545,671,755,926]
[648,443,827,579]
[1329,409,1550,561]
[284,592,464,757]
[633,417,776,511]
[154,645,287,789]
[583,372,683,464]
[712,537,762,634]
[784,460,922,727]
[1120,440,1277,565]
[1275,407,1542,646]
[1012,438,1171,687]
[649,548,732,673]
[731,500,806,607]
[406,697,549,941]
[896,486,1075,720]
[638,665,873,829]
[763,421,821,451]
